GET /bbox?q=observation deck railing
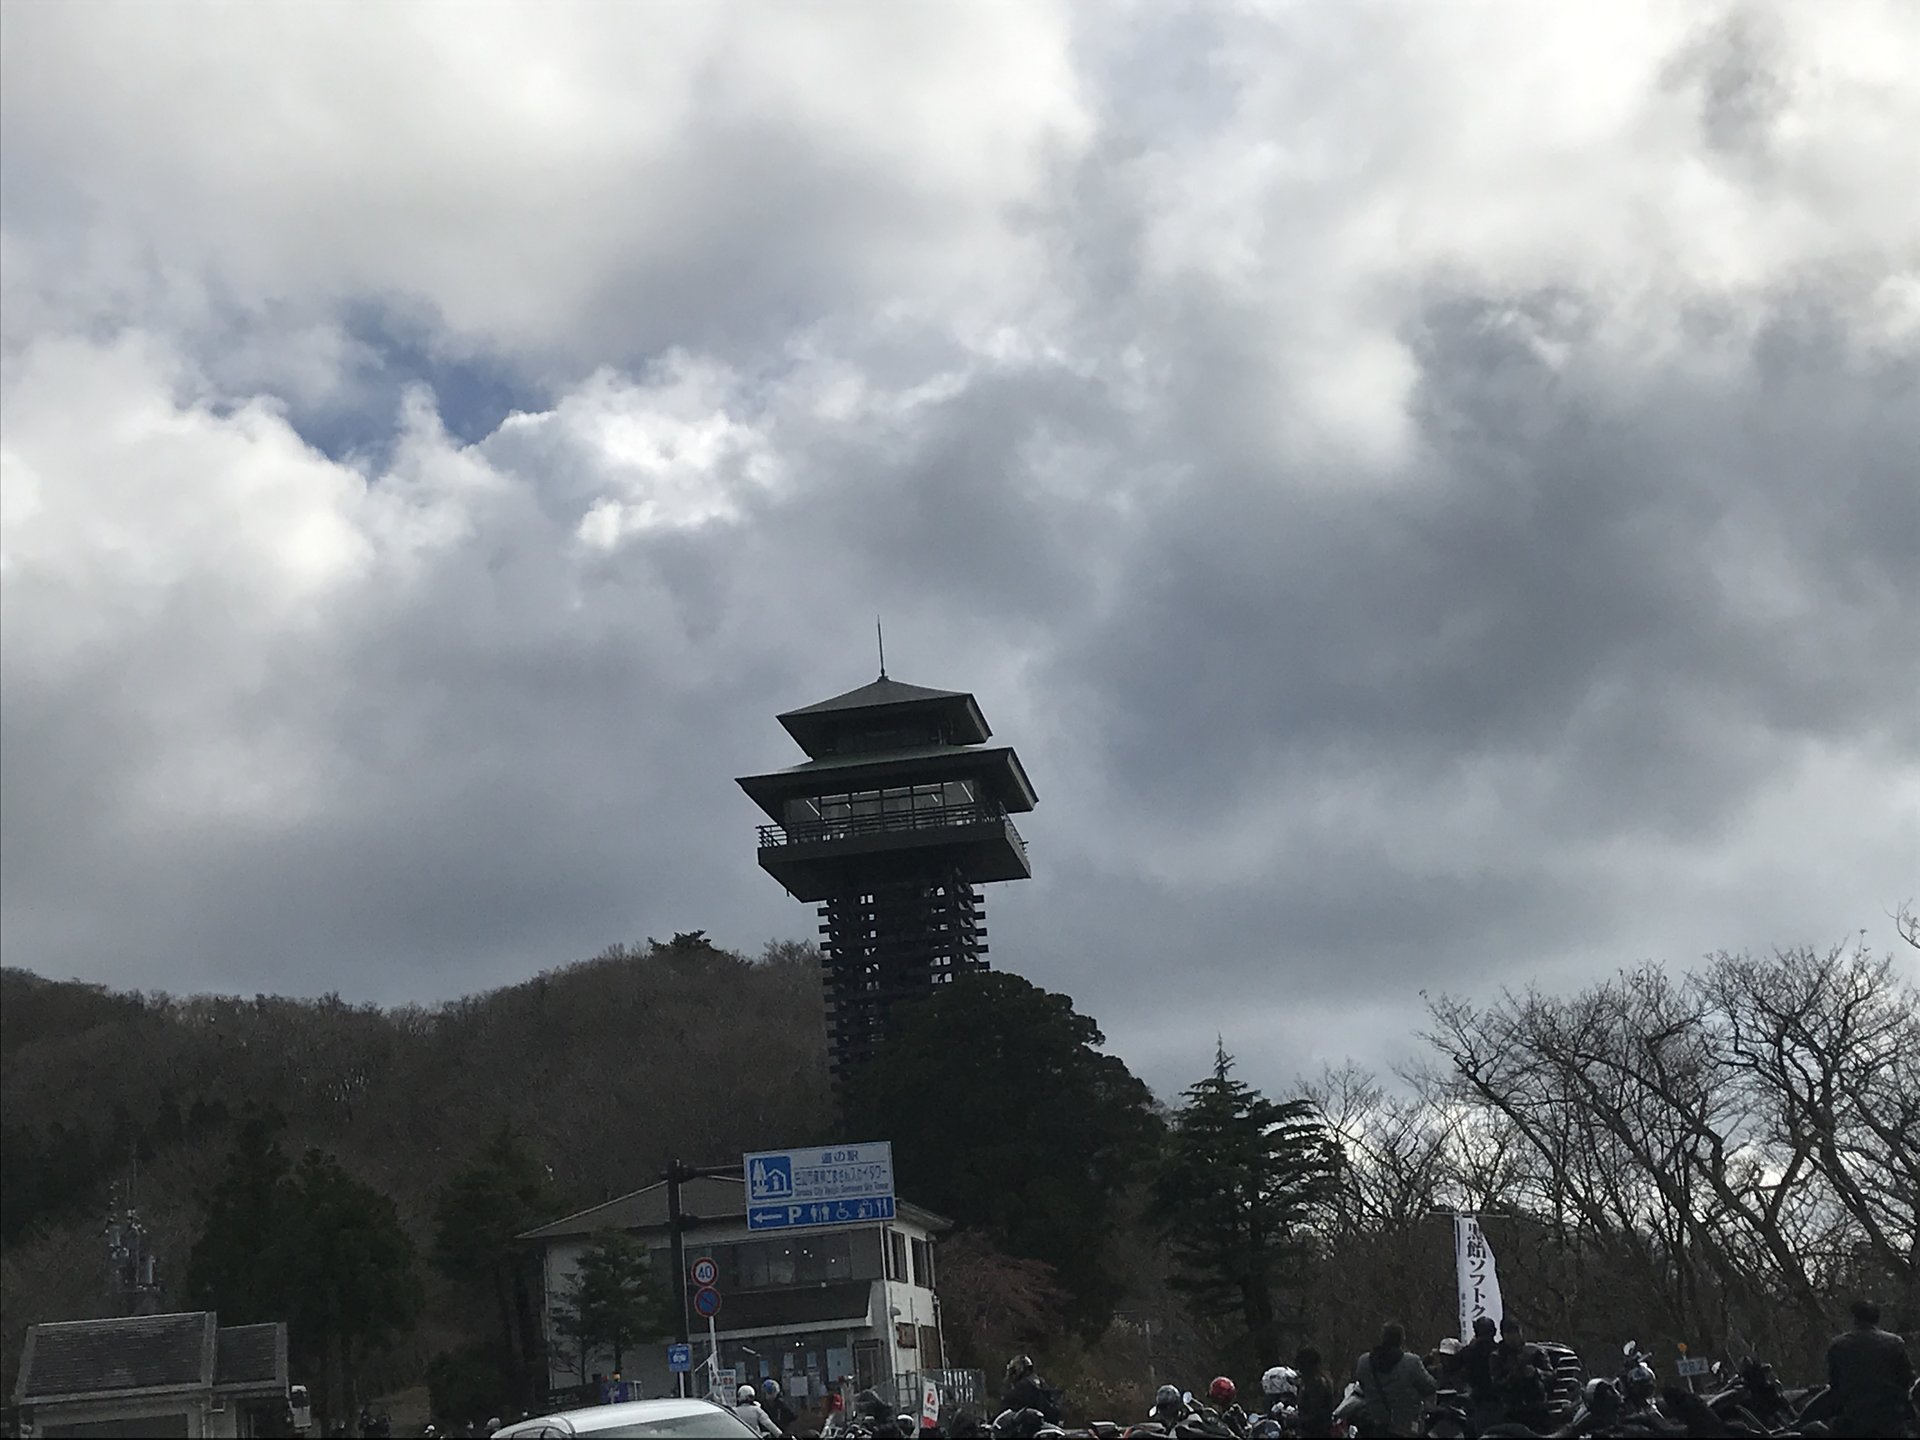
[757,800,1023,850]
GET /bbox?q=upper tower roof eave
[735,744,1037,821]
[776,676,990,755]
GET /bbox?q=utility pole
[664,1158,742,1346]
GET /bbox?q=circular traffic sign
[693,1285,721,1318]
[691,1256,718,1287]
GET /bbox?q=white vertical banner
[1455,1214,1504,1340]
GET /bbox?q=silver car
[493,1397,764,1438]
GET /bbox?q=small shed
[13,1311,289,1438]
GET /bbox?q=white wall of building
[535,1215,946,1404]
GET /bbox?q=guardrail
[757,802,1019,849]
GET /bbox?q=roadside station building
[519,1174,965,1412]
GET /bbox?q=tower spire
[876,616,886,679]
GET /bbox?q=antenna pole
[877,617,886,679]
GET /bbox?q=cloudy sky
[3,0,1916,1103]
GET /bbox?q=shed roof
[14,1313,291,1406]
[212,1323,288,1392]
[14,1312,214,1403]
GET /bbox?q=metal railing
[883,1368,989,1419]
[757,801,1020,849]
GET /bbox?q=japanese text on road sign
[745,1143,894,1205]
[745,1142,897,1233]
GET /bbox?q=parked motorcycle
[1418,1387,1471,1439]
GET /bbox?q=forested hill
[1,934,834,1386]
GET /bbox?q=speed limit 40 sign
[690,1256,718,1286]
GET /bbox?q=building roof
[14,1313,291,1406]
[212,1322,289,1392]
[776,677,991,756]
[517,1175,952,1243]
[779,677,968,717]
[15,1312,214,1403]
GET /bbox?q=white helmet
[1261,1366,1299,1399]
[739,1384,759,1404]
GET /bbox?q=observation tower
[736,671,1037,1089]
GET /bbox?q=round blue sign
[693,1285,721,1317]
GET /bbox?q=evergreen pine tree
[432,1124,556,1407]
[549,1230,670,1380]
[185,1109,293,1323]
[1152,1041,1340,1372]
[845,971,1163,1334]
[278,1148,425,1425]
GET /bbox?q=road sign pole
[665,1158,740,1347]
[708,1312,719,1395]
[667,1158,690,1347]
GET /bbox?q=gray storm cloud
[2,0,1915,1102]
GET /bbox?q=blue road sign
[668,1343,692,1373]
[747,1196,896,1231]
[744,1142,895,1231]
[693,1285,721,1317]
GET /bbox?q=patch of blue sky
[255,298,552,472]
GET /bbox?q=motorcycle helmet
[1582,1377,1622,1417]
[1153,1384,1185,1412]
[1207,1377,1236,1407]
[1624,1362,1656,1400]
[738,1385,759,1404]
[763,1379,781,1399]
[1006,1354,1037,1386]
[1259,1366,1298,1400]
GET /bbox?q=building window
[849,1229,884,1281]
[887,1231,909,1282]
[896,1322,918,1350]
[910,1237,933,1289]
[704,1234,859,1292]
[918,1325,943,1368]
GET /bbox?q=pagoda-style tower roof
[737,672,1036,901]
[777,676,991,756]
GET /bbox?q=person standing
[1489,1316,1552,1434]
[1293,1348,1337,1440]
[760,1379,798,1435]
[1352,1323,1437,1438]
[1454,1315,1500,1434]
[1827,1300,1917,1438]
[733,1383,784,1437]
